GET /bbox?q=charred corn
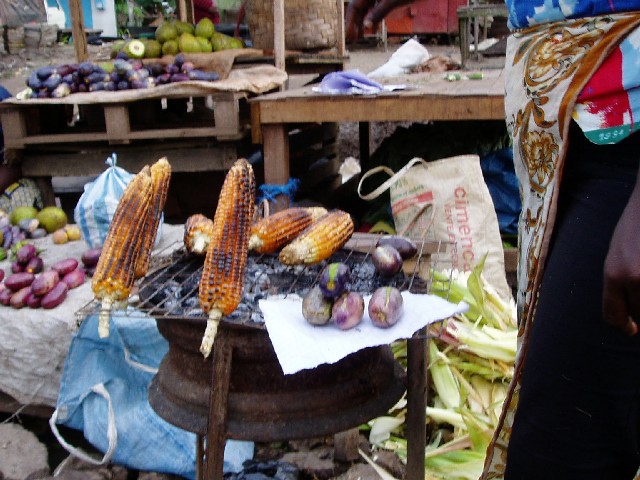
[248,207,313,254]
[92,165,153,338]
[199,158,255,357]
[304,206,328,222]
[279,210,354,265]
[184,213,215,255]
[134,157,172,279]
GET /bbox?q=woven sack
[245,0,338,51]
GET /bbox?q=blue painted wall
[57,0,94,29]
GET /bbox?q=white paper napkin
[259,292,467,375]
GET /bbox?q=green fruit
[228,37,244,49]
[178,32,201,53]
[173,20,195,36]
[35,206,68,234]
[144,39,162,58]
[195,17,215,39]
[9,206,38,226]
[155,22,178,43]
[161,39,179,56]
[196,37,212,52]
[110,40,125,59]
[122,39,146,59]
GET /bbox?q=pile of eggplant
[23,53,220,99]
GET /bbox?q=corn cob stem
[200,309,223,357]
[98,298,113,338]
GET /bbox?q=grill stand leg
[405,331,428,480]
[205,331,234,480]
[196,435,205,480]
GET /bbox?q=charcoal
[137,249,430,326]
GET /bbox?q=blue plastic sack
[479,148,521,235]
[74,154,164,249]
[50,313,254,479]
[73,154,134,249]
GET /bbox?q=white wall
[91,0,117,37]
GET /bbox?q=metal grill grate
[75,233,455,336]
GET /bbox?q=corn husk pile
[361,257,517,480]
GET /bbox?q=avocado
[36,206,68,233]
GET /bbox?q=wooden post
[405,333,427,480]
[273,0,285,72]
[68,0,88,62]
[336,0,346,57]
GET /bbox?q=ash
[137,248,430,326]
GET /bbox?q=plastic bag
[74,154,133,249]
[50,312,254,479]
[74,154,163,249]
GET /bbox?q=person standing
[193,0,220,24]
[345,1,640,478]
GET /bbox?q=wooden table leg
[261,124,291,212]
[196,434,205,480]
[205,331,233,480]
[405,332,427,480]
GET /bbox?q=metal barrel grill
[79,233,453,480]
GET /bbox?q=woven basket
[245,0,338,51]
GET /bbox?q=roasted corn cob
[92,165,153,338]
[248,207,313,254]
[184,213,215,255]
[304,206,328,222]
[199,158,255,357]
[134,157,172,279]
[279,210,354,265]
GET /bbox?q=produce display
[91,157,171,338]
[198,158,255,358]
[302,259,405,331]
[278,210,355,265]
[363,262,517,479]
[0,242,95,310]
[183,213,214,256]
[133,158,172,280]
[22,51,221,100]
[152,18,244,56]
[368,286,404,328]
[248,206,315,255]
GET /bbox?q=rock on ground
[0,423,49,480]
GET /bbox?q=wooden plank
[273,0,285,74]
[255,93,505,123]
[213,97,240,135]
[261,124,290,185]
[336,0,346,58]
[0,110,27,148]
[68,0,88,62]
[20,144,239,177]
[104,105,131,144]
[406,335,427,480]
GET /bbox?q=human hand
[603,181,640,336]
[345,0,414,43]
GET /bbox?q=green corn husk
[364,260,517,480]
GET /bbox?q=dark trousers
[505,123,640,479]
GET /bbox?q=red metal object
[380,0,468,35]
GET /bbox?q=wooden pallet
[0,91,250,155]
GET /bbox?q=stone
[335,463,384,480]
[0,423,49,480]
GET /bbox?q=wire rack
[75,233,456,337]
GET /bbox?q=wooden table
[249,69,505,480]
[250,68,506,186]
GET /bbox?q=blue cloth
[480,148,520,235]
[52,313,254,478]
[507,0,640,29]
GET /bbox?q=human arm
[602,167,640,336]
[345,0,414,43]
